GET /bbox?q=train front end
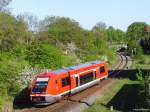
[30,76,57,105]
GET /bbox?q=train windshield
[32,77,49,93]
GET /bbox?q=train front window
[100,66,105,73]
[32,77,49,93]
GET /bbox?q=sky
[9,0,150,31]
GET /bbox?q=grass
[108,55,118,69]
[85,53,149,112]
[132,54,150,69]
[107,50,118,69]
[0,95,13,112]
[85,79,140,112]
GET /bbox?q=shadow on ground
[109,69,150,80]
[107,69,150,111]
[13,87,32,109]
[106,84,143,111]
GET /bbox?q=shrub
[0,60,22,97]
[26,43,69,69]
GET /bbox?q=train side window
[75,77,78,87]
[61,77,70,87]
[100,66,105,73]
[80,72,93,85]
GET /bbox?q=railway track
[108,53,129,77]
[22,54,130,112]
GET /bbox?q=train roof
[51,60,104,75]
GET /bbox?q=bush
[0,52,26,110]
[127,40,143,59]
[26,43,69,69]
[0,60,22,97]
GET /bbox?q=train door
[100,66,105,74]
[75,75,78,87]
[98,65,106,79]
[93,70,97,80]
[55,79,59,92]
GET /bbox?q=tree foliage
[140,38,150,54]
[126,22,148,41]
[0,12,31,51]
[126,22,149,56]
[48,17,84,45]
[106,26,126,42]
[0,56,22,97]
[26,42,68,69]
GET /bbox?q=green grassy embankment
[132,55,150,69]
[85,54,150,112]
[85,79,140,112]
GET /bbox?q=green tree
[140,38,150,54]
[46,16,95,51]
[106,26,126,42]
[127,40,143,58]
[126,22,149,57]
[92,22,108,41]
[48,17,83,44]
[0,57,22,97]
[0,12,31,51]
[126,22,148,41]
[26,42,68,69]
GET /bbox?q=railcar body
[30,61,108,105]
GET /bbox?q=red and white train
[30,61,108,104]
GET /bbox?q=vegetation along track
[22,53,130,112]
